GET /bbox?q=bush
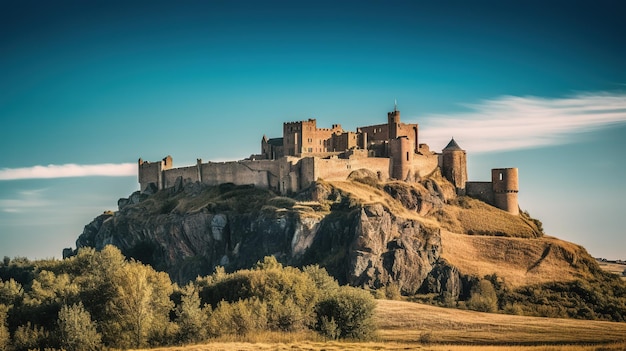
[314,286,376,340]
[207,298,268,336]
[467,279,498,313]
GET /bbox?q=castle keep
[138,107,519,214]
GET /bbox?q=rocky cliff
[73,173,472,296]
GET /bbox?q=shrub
[207,298,268,336]
[314,286,376,340]
[467,279,498,313]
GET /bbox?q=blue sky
[1,0,625,260]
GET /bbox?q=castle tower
[492,168,519,215]
[138,155,173,192]
[441,138,467,195]
[389,136,413,181]
[387,108,400,140]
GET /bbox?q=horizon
[1,0,625,260]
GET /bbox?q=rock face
[74,180,457,296]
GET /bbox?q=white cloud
[418,92,626,153]
[0,163,136,181]
[0,189,49,213]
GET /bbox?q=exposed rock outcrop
[73,180,456,296]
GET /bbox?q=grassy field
[375,299,626,345]
[136,299,626,351]
[598,261,626,280]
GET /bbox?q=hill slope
[72,170,626,321]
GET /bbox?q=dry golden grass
[327,180,440,227]
[375,299,626,345]
[437,197,539,238]
[598,261,626,280]
[136,342,626,351]
[137,300,626,351]
[440,231,595,287]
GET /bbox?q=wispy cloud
[0,189,49,213]
[0,163,136,181]
[418,91,626,153]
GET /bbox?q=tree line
[0,246,375,350]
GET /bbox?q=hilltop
[72,168,626,322]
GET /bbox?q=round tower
[492,168,519,215]
[441,138,467,195]
[390,136,413,181]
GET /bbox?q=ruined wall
[408,153,439,179]
[466,181,494,204]
[163,165,200,188]
[200,160,279,190]
[332,131,359,151]
[313,157,391,182]
[138,156,172,191]
[359,123,389,144]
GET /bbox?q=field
[138,299,626,351]
[598,261,626,280]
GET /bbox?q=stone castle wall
[139,153,439,196]
[466,181,494,204]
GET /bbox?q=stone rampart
[466,181,494,204]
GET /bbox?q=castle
[138,107,519,215]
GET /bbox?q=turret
[387,108,400,140]
[492,168,519,215]
[389,136,413,181]
[441,138,467,195]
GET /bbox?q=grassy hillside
[375,299,626,345]
[137,299,626,350]
[439,231,597,287]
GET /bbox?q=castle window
[406,152,409,161]
[499,173,503,181]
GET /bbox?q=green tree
[57,302,102,351]
[175,283,208,344]
[314,286,376,340]
[467,279,498,313]
[107,260,173,348]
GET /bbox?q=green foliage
[57,302,101,351]
[106,260,174,349]
[199,257,320,332]
[207,298,268,336]
[0,278,23,306]
[175,283,208,344]
[314,286,376,340]
[501,274,626,321]
[13,322,49,351]
[0,304,9,351]
[467,279,498,313]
